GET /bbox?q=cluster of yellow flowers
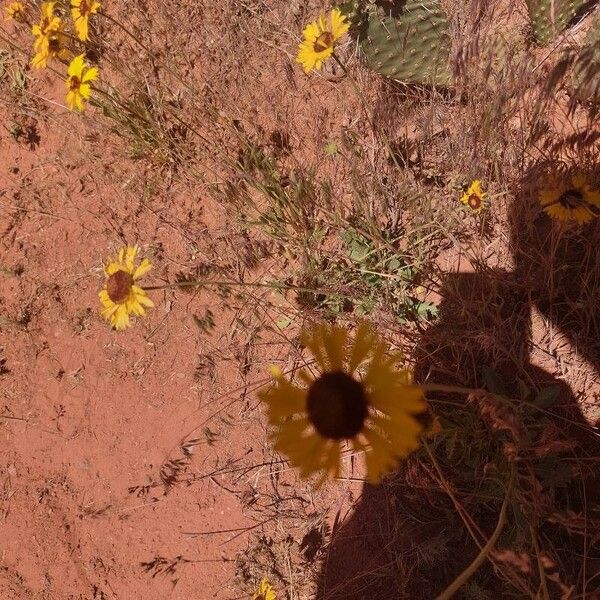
[459,175,600,222]
[6,1,100,111]
[295,9,600,225]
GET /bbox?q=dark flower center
[306,371,368,440]
[48,36,60,53]
[558,188,584,209]
[107,270,133,303]
[70,75,81,91]
[313,31,334,53]
[467,194,481,210]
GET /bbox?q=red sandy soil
[2,3,599,599]
[0,3,364,596]
[0,88,279,597]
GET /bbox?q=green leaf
[517,378,531,401]
[276,317,292,330]
[416,301,438,318]
[341,229,371,262]
[386,257,402,271]
[534,385,561,409]
[325,140,338,156]
[481,366,507,396]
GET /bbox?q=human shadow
[315,166,600,598]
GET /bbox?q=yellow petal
[133,258,152,279]
[112,304,130,330]
[259,380,307,422]
[82,66,98,84]
[348,322,376,373]
[124,246,138,271]
[98,289,112,307]
[322,325,348,371]
[300,326,327,371]
[67,53,85,77]
[132,287,154,307]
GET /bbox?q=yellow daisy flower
[259,323,426,484]
[296,8,349,74]
[98,246,154,330]
[65,53,98,111]
[252,578,276,600]
[460,179,486,213]
[31,2,65,69]
[539,174,600,224]
[5,1,26,22]
[71,0,100,41]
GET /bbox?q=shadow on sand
[315,165,600,599]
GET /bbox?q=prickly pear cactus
[572,8,600,101]
[358,1,452,87]
[527,0,590,44]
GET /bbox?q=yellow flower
[65,53,98,111]
[31,2,66,69]
[99,246,154,330]
[5,2,26,22]
[296,8,349,74]
[460,179,486,213]
[539,174,600,224]
[259,323,426,484]
[252,578,276,600]
[71,0,100,41]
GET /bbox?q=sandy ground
[0,91,273,598]
[2,2,599,598]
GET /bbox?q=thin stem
[421,383,483,396]
[142,279,286,292]
[423,441,485,548]
[140,278,353,302]
[332,53,404,172]
[435,468,515,600]
[97,10,151,54]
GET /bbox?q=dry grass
[2,0,600,598]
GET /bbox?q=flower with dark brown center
[313,31,334,53]
[307,371,368,440]
[296,8,349,74]
[106,270,133,303]
[539,175,600,224]
[99,246,154,330]
[557,188,584,209]
[259,323,427,483]
[460,180,486,213]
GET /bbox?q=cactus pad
[358,1,452,87]
[572,8,600,101]
[527,0,591,45]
